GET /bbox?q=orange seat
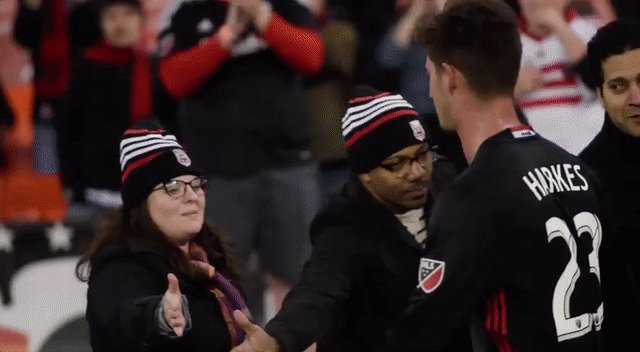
[0,84,67,223]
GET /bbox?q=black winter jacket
[86,240,237,352]
[264,160,470,352]
[580,116,640,352]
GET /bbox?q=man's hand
[231,310,281,352]
[218,4,252,49]
[162,273,186,337]
[230,0,272,32]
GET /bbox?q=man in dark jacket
[230,86,468,352]
[580,20,640,352]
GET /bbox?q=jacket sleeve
[13,2,43,50]
[157,2,231,99]
[87,257,180,350]
[387,190,497,351]
[158,36,231,99]
[264,226,362,352]
[259,12,324,76]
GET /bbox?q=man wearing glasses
[230,85,469,352]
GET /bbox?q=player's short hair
[587,20,640,88]
[416,0,521,99]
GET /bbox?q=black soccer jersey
[389,126,605,352]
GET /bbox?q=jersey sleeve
[156,1,231,98]
[259,2,324,75]
[387,187,499,351]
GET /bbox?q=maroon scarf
[189,242,249,347]
[37,0,70,98]
[83,41,152,124]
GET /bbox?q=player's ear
[441,63,458,94]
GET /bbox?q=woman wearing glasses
[76,123,248,352]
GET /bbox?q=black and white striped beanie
[119,121,201,210]
[342,85,430,173]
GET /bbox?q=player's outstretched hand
[231,310,281,352]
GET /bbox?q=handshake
[162,271,283,352]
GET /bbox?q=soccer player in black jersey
[387,1,606,351]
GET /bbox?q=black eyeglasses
[379,147,431,179]
[152,177,208,198]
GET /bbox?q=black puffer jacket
[86,240,238,352]
[264,158,470,352]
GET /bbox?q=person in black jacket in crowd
[66,0,158,208]
[13,0,99,182]
[229,87,469,352]
[76,123,249,352]
[579,20,640,352]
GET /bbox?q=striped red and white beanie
[119,121,201,210]
[342,85,430,173]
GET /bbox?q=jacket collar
[344,175,429,253]
[598,115,640,160]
